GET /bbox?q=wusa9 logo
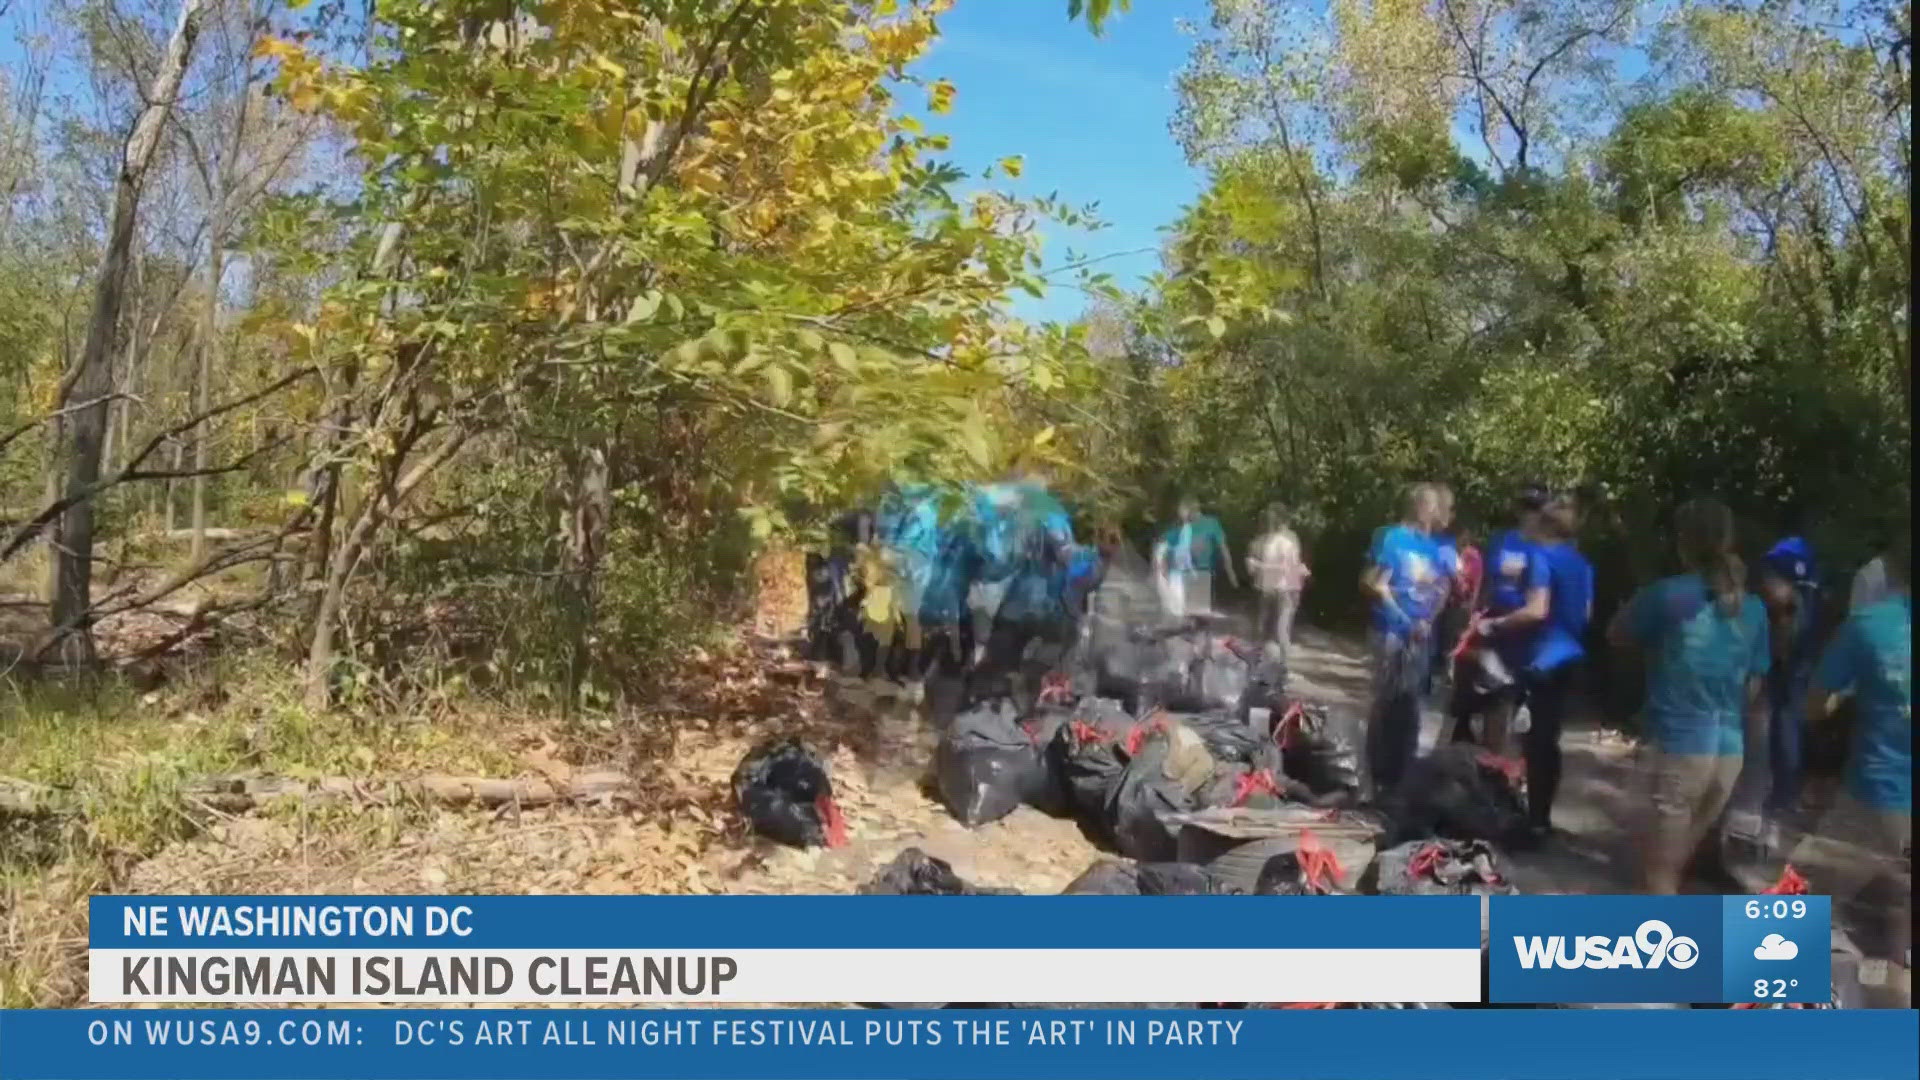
[1512,919,1702,971]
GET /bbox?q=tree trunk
[303,424,470,710]
[559,446,611,715]
[49,0,209,660]
[191,192,223,564]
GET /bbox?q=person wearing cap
[1737,535,1822,853]
[1448,485,1553,755]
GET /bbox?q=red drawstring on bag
[1230,769,1282,808]
[1762,865,1810,895]
[1296,828,1343,894]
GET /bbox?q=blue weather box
[1721,893,1832,1004]
[1488,895,1829,1004]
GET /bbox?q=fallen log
[181,769,637,813]
[0,769,636,819]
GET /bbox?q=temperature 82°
[1753,978,1801,999]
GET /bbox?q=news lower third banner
[87,894,1833,1005]
[1,1010,1916,1080]
[89,896,1483,1004]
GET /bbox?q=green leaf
[625,290,662,324]
[999,156,1025,179]
[1205,316,1227,339]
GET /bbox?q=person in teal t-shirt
[1608,498,1770,894]
[1153,495,1236,621]
[1791,531,1909,1003]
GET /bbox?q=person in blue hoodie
[1525,486,1595,840]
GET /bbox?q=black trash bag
[1240,652,1289,718]
[1385,744,1531,847]
[733,737,847,849]
[858,847,1020,895]
[1274,701,1367,799]
[1060,859,1142,894]
[1105,725,1203,861]
[1130,633,1254,714]
[935,697,1042,827]
[1180,709,1270,767]
[1370,839,1513,896]
[1253,835,1350,895]
[1136,862,1233,895]
[1197,764,1296,811]
[1046,699,1136,824]
[1059,859,1234,895]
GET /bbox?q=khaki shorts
[1788,793,1912,903]
[1641,750,1743,873]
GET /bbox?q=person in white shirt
[1247,503,1309,663]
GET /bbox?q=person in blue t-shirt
[1790,531,1909,1001]
[1524,487,1595,839]
[1448,485,1553,754]
[1608,498,1771,895]
[1363,482,1445,793]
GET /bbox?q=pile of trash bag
[1045,699,1138,827]
[733,737,848,849]
[1105,718,1215,861]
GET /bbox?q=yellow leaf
[828,342,858,373]
[284,490,311,508]
[999,155,1024,179]
[1031,426,1056,447]
[765,365,794,408]
[590,54,627,81]
[959,413,992,469]
[928,79,956,115]
[1206,316,1227,339]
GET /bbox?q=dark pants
[1522,662,1576,831]
[1367,629,1430,795]
[1765,671,1808,814]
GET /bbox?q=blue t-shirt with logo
[1531,541,1595,673]
[1370,524,1441,637]
[1483,529,1550,668]
[1813,595,1911,811]
[1485,530,1550,615]
[1624,573,1772,756]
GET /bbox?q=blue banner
[2,1009,1914,1080]
[1489,895,1832,1004]
[89,896,1479,950]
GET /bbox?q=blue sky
[907,1,1213,323]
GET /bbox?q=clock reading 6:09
[1743,899,1809,919]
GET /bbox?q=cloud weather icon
[1754,934,1800,961]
